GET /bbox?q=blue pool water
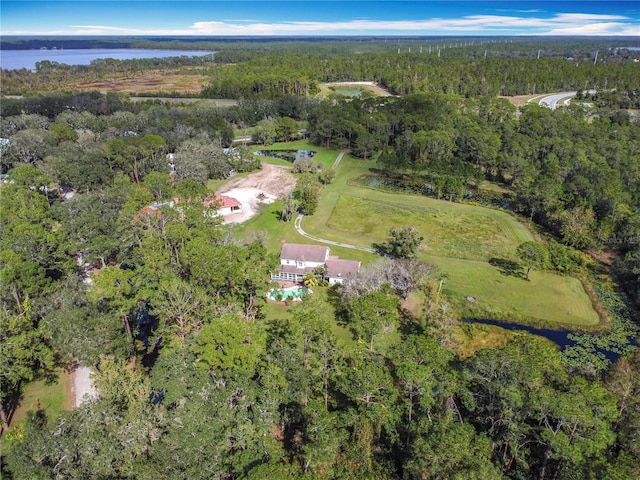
[269,286,310,301]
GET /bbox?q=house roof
[281,243,329,263]
[204,194,242,209]
[133,206,162,223]
[325,256,361,279]
[280,264,316,276]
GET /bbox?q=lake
[0,49,214,70]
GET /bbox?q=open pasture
[223,146,601,328]
[428,256,600,327]
[326,194,533,262]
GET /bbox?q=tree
[5,356,166,479]
[211,116,235,147]
[295,174,321,215]
[404,416,503,480]
[8,128,54,166]
[252,119,277,146]
[45,142,113,192]
[346,287,399,352]
[0,299,54,427]
[275,116,298,142]
[58,186,127,268]
[279,194,297,222]
[193,314,263,378]
[554,206,597,249]
[49,123,77,144]
[605,351,640,474]
[516,241,549,280]
[318,167,336,185]
[106,134,167,184]
[389,335,454,447]
[376,225,424,259]
[142,171,173,201]
[340,257,437,301]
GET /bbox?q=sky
[1,1,638,37]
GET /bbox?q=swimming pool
[268,286,311,301]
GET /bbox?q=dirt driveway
[217,162,297,224]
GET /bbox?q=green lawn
[250,140,337,170]
[326,194,533,262]
[1,369,71,449]
[428,256,599,327]
[262,287,358,348]
[226,146,600,328]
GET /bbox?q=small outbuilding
[207,194,242,216]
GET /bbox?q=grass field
[249,140,337,169]
[428,256,599,326]
[1,369,72,449]
[327,194,533,262]
[226,141,600,328]
[74,68,210,95]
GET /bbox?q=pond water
[0,49,214,70]
[465,319,577,350]
[464,318,637,364]
[254,149,316,163]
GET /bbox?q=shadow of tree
[489,257,524,278]
[398,311,425,337]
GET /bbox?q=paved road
[537,92,577,110]
[535,90,596,110]
[294,214,377,254]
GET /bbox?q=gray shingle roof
[281,243,329,263]
[325,256,361,279]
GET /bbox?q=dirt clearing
[320,81,395,97]
[217,162,297,224]
[74,69,209,95]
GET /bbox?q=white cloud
[2,12,638,36]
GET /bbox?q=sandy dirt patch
[322,81,395,97]
[217,162,297,224]
[71,364,98,407]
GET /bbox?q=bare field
[74,69,209,94]
[319,81,395,97]
[499,94,542,106]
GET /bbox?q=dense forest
[1,37,640,479]
[2,37,640,98]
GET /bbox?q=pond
[464,317,639,368]
[254,149,316,164]
[464,319,578,351]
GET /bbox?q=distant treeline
[2,35,639,56]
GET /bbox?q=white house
[206,194,242,216]
[271,242,360,284]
